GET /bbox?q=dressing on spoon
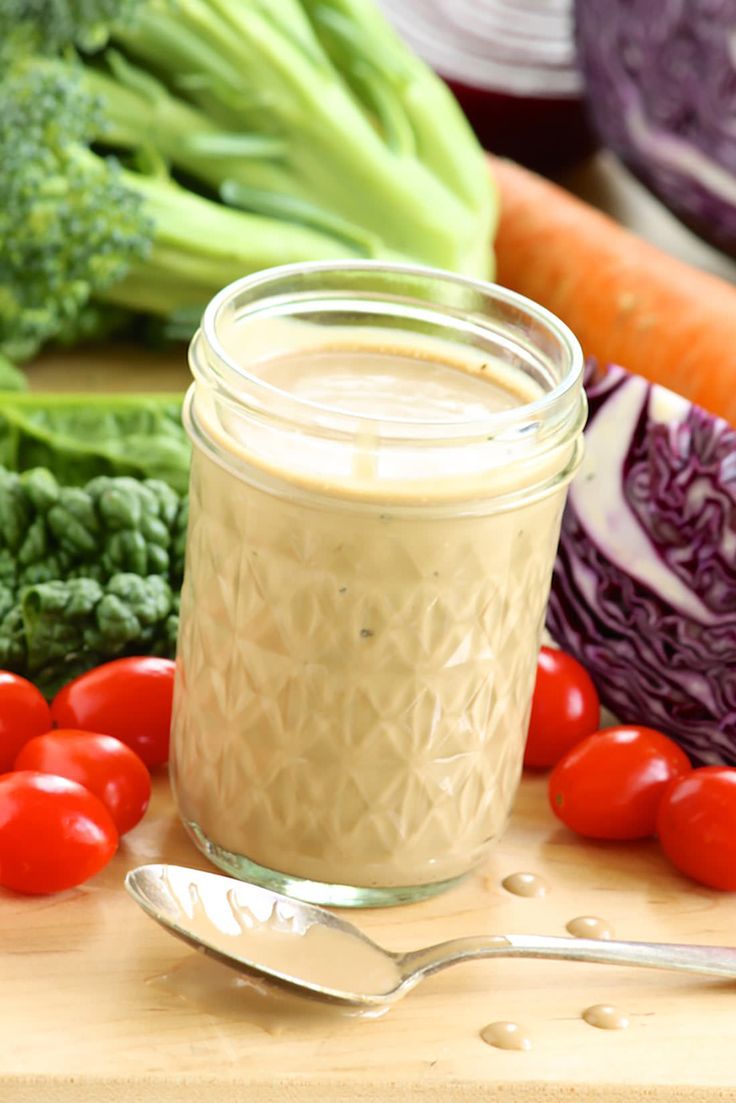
[125,863,736,1008]
[183,880,400,996]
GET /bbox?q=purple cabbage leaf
[575,0,736,257]
[547,361,736,765]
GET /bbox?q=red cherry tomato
[657,767,736,891]
[14,729,151,835]
[524,647,601,768]
[51,657,175,768]
[0,771,118,894]
[549,726,691,840]
[0,671,52,773]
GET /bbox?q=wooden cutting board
[2,770,736,1103]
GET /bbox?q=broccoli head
[0,59,151,362]
[0,0,141,55]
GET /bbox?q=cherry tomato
[524,647,601,768]
[549,726,691,840]
[51,657,175,768]
[0,671,52,773]
[0,770,118,894]
[657,767,736,891]
[14,729,151,836]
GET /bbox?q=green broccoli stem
[300,0,492,214]
[86,67,385,255]
[97,167,373,316]
[111,0,491,275]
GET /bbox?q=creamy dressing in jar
[171,263,585,906]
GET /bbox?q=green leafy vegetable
[0,464,186,695]
[15,574,178,697]
[0,392,190,492]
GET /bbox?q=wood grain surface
[3,772,736,1103]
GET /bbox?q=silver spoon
[125,863,736,1008]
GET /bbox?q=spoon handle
[504,934,736,979]
[400,934,736,981]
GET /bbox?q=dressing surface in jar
[172,262,585,906]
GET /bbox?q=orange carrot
[489,154,736,423]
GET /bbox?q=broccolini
[1,0,495,365]
[0,58,363,363]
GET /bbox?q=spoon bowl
[125,863,411,1006]
[125,863,736,1008]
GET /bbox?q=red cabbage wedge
[547,362,736,766]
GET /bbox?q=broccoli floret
[0,60,150,362]
[52,302,134,348]
[0,0,140,56]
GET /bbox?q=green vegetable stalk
[98,0,493,273]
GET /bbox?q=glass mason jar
[171,261,586,907]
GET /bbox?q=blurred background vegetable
[576,0,736,259]
[379,0,593,172]
[547,361,736,767]
[0,0,495,372]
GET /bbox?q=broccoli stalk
[100,166,364,316]
[84,59,388,254]
[107,0,493,275]
[0,59,364,361]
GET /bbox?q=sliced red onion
[575,0,736,257]
[379,0,594,171]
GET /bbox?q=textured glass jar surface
[172,443,567,888]
[170,262,585,895]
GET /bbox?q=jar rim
[197,259,584,446]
